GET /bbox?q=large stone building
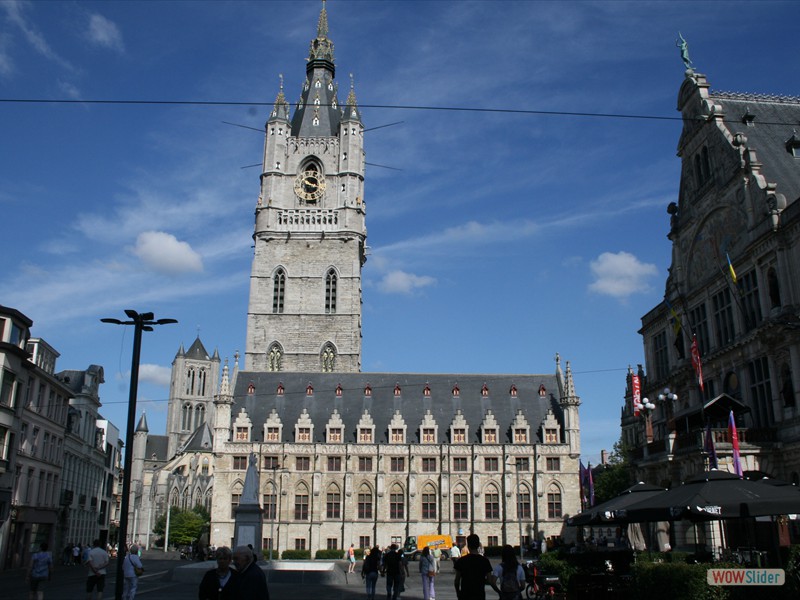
[131,4,582,555]
[621,52,800,520]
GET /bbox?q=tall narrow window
[390,489,404,520]
[321,344,336,373]
[485,491,500,519]
[326,489,341,519]
[294,489,309,520]
[453,491,468,520]
[712,288,735,348]
[422,491,437,520]
[273,268,286,314]
[182,403,192,431]
[547,485,562,519]
[740,270,762,331]
[358,488,373,519]
[325,269,337,314]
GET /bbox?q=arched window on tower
[273,268,286,314]
[325,269,337,314]
[182,403,192,431]
[268,343,283,372]
[321,343,336,373]
[185,367,195,395]
[194,404,205,430]
[198,369,206,396]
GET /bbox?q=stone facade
[130,4,583,556]
[622,66,800,489]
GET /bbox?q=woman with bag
[122,544,144,600]
[419,546,436,600]
[490,545,526,600]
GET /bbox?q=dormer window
[394,384,402,397]
[452,385,460,398]
[335,384,343,397]
[423,385,431,397]
[276,383,284,396]
[481,384,489,397]
[364,384,372,397]
[247,383,255,396]
[509,385,518,397]
[538,384,546,397]
[306,384,314,396]
[786,131,800,158]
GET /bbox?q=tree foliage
[152,505,209,545]
[591,438,634,504]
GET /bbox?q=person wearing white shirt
[122,544,144,600]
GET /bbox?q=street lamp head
[100,318,123,325]
[124,309,139,319]
[156,318,178,325]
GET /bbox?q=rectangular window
[452,457,468,472]
[453,492,468,520]
[390,428,404,443]
[263,455,280,470]
[421,457,437,472]
[422,428,436,443]
[749,356,773,428]
[390,457,405,472]
[452,428,466,443]
[230,493,241,518]
[518,491,531,519]
[483,429,497,444]
[359,428,373,443]
[515,457,530,471]
[358,492,373,519]
[326,491,341,519]
[326,538,338,550]
[328,428,342,443]
[294,538,306,551]
[232,456,248,470]
[296,456,311,471]
[513,428,528,444]
[358,456,373,472]
[0,370,16,407]
[547,490,562,519]
[390,492,404,520]
[740,270,762,332]
[487,535,498,548]
[545,429,559,443]
[485,492,500,519]
[652,329,669,381]
[712,287,736,348]
[359,536,371,550]
[422,492,437,519]
[263,493,277,520]
[294,494,309,520]
[297,427,311,442]
[266,427,280,442]
[235,427,249,441]
[690,303,710,357]
[484,457,499,472]
[546,457,560,471]
[327,456,342,472]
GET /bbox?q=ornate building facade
[131,4,582,554]
[621,58,800,489]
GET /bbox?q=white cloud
[138,364,172,387]
[132,231,204,275]
[87,13,124,52]
[377,270,436,295]
[588,251,658,300]
[3,0,74,71]
[0,33,13,76]
[58,79,81,100]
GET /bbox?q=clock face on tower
[294,169,326,203]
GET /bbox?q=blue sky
[2,0,799,465]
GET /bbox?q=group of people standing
[358,534,528,600]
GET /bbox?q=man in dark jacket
[232,545,269,600]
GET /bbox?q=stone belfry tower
[245,2,366,373]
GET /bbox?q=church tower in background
[245,4,367,373]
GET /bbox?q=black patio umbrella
[567,482,665,526]
[621,470,800,523]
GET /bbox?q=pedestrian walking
[347,543,356,573]
[453,534,493,600]
[27,542,53,600]
[380,544,403,600]
[199,546,238,600]
[361,545,381,600]
[450,543,461,566]
[419,546,436,600]
[122,544,144,600]
[490,545,525,600]
[84,539,109,600]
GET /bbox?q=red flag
[729,410,743,477]
[691,335,704,391]
[632,375,642,417]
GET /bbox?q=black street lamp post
[101,310,177,600]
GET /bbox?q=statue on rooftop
[676,33,693,71]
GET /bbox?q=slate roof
[711,91,800,203]
[144,434,169,462]
[185,337,212,361]
[182,422,214,453]
[231,371,567,445]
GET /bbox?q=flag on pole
[664,298,682,337]
[690,335,704,392]
[632,374,642,417]
[587,463,595,507]
[728,410,743,477]
[726,253,738,285]
[579,461,588,508]
[704,421,718,469]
